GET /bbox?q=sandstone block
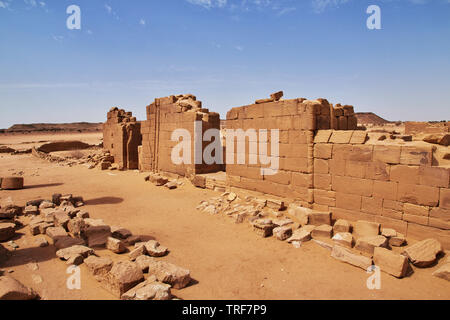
[389,233,406,247]
[355,235,388,255]
[402,238,442,267]
[122,276,171,300]
[1,177,24,190]
[84,256,113,279]
[144,240,169,257]
[331,245,373,270]
[354,220,380,238]
[332,232,353,248]
[147,260,191,289]
[309,211,331,226]
[101,261,145,298]
[0,223,15,242]
[312,225,333,239]
[0,276,38,300]
[273,226,292,241]
[333,219,351,233]
[373,247,409,278]
[107,237,127,254]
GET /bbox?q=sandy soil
[0,135,449,300]
[0,132,102,150]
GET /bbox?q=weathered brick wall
[140,95,223,177]
[225,98,341,205]
[103,108,141,169]
[314,130,450,247]
[405,121,449,135]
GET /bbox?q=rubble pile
[197,192,447,281]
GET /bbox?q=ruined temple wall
[313,130,450,247]
[140,95,223,177]
[225,98,337,204]
[103,108,141,169]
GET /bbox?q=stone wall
[140,94,223,177]
[225,98,346,205]
[103,108,142,170]
[314,131,450,247]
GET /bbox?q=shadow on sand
[84,196,124,205]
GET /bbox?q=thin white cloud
[52,35,64,42]
[139,18,146,26]
[104,3,112,13]
[0,1,8,9]
[24,0,37,8]
[311,0,350,13]
[277,6,296,16]
[104,3,120,20]
[186,0,227,8]
[235,45,244,51]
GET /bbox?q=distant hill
[2,122,103,133]
[355,112,391,125]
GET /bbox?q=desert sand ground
[0,132,449,300]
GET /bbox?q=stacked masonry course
[225,98,357,206]
[140,94,223,176]
[314,131,450,248]
[103,108,141,170]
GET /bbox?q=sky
[0,0,449,129]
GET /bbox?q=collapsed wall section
[103,108,142,169]
[140,94,223,177]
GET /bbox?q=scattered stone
[381,228,397,238]
[67,217,86,237]
[309,212,331,226]
[272,218,293,227]
[122,276,171,300]
[1,177,24,190]
[111,226,132,240]
[332,232,353,248]
[270,91,284,101]
[252,219,275,238]
[0,205,21,219]
[312,239,333,250]
[101,261,144,298]
[144,240,169,257]
[84,256,113,280]
[266,199,286,211]
[0,276,38,300]
[0,223,15,242]
[26,199,43,207]
[312,225,333,239]
[52,193,62,206]
[354,220,380,238]
[227,192,237,202]
[286,227,313,243]
[373,247,409,278]
[38,222,54,235]
[432,258,450,281]
[26,262,39,271]
[147,260,191,289]
[273,226,292,241]
[66,254,84,266]
[107,237,127,254]
[24,205,39,216]
[54,236,85,250]
[164,181,177,190]
[83,219,111,247]
[39,200,54,210]
[355,236,388,255]
[191,175,206,189]
[129,244,147,261]
[287,204,310,225]
[45,227,68,241]
[389,233,406,247]
[56,245,94,261]
[135,255,154,273]
[331,245,373,271]
[402,238,442,267]
[34,237,48,248]
[76,210,90,219]
[53,211,70,229]
[333,219,351,233]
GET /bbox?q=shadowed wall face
[140,95,223,177]
[103,108,141,170]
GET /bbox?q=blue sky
[0,0,449,128]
